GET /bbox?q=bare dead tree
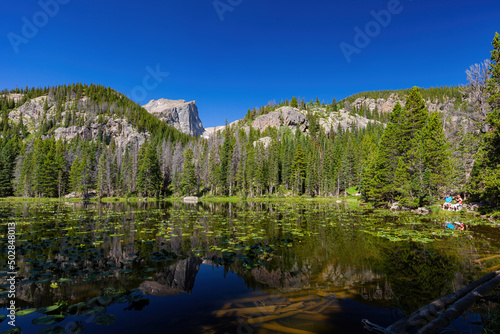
[461,59,491,132]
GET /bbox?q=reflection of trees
[374,242,459,312]
[139,258,202,296]
[3,199,495,317]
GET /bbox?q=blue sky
[1,0,499,127]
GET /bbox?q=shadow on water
[0,200,497,333]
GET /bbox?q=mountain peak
[142,99,204,137]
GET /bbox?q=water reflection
[0,200,497,333]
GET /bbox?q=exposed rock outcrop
[53,119,149,150]
[142,98,205,137]
[352,94,456,113]
[202,105,381,138]
[253,136,272,148]
[318,110,381,135]
[9,95,148,149]
[252,106,309,132]
[201,120,241,139]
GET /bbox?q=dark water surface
[0,200,498,334]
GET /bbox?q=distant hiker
[442,194,453,210]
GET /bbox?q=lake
[0,200,498,334]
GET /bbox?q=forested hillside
[1,33,499,212]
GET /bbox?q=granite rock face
[352,94,456,113]
[142,98,205,137]
[318,110,382,135]
[53,119,149,150]
[8,96,148,150]
[252,106,309,132]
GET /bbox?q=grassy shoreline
[0,195,497,219]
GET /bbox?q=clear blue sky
[1,0,499,127]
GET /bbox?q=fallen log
[213,305,277,317]
[294,313,329,321]
[386,271,499,333]
[473,254,500,263]
[361,319,397,334]
[261,322,316,334]
[483,264,500,272]
[418,273,500,334]
[362,271,500,334]
[247,298,330,325]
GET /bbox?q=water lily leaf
[35,325,65,334]
[57,277,75,283]
[94,314,116,326]
[97,272,113,277]
[16,308,37,316]
[32,315,65,326]
[114,295,128,303]
[97,295,112,306]
[37,304,61,314]
[66,302,86,315]
[37,278,52,283]
[0,327,22,334]
[81,306,106,316]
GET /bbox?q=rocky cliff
[350,93,456,113]
[142,98,205,137]
[202,105,381,138]
[8,95,149,150]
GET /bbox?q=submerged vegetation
[0,199,499,333]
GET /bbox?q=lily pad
[0,328,22,334]
[94,314,116,326]
[16,308,37,316]
[81,306,106,316]
[57,277,76,283]
[37,304,61,314]
[97,295,112,306]
[32,315,65,326]
[36,326,65,334]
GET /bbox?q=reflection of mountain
[139,258,202,296]
[232,260,395,304]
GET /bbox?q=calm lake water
[0,200,498,334]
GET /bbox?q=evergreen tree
[410,112,450,200]
[401,87,428,153]
[291,145,306,195]
[362,103,404,203]
[97,150,107,198]
[0,137,19,197]
[69,157,83,193]
[181,148,197,196]
[219,129,234,195]
[137,143,162,198]
[470,32,500,207]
